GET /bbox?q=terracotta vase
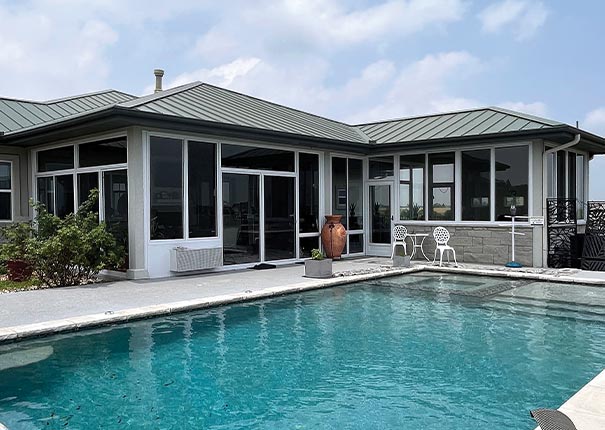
[321,215,347,259]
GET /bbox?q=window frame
[0,160,13,222]
[390,141,533,225]
[144,131,325,262]
[329,153,366,256]
[32,134,128,221]
[545,145,588,221]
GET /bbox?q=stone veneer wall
[403,226,534,266]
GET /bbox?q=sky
[1,0,605,196]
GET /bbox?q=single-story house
[0,71,603,278]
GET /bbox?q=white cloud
[499,101,548,117]
[166,58,262,89]
[478,1,549,40]
[346,51,482,123]
[584,108,605,136]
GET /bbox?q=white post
[511,214,515,262]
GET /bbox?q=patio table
[407,233,430,261]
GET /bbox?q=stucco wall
[401,225,535,266]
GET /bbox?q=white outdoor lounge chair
[432,226,458,267]
[391,225,408,259]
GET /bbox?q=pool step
[486,295,605,321]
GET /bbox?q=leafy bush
[0,220,33,262]
[1,190,124,287]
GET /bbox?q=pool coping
[2,263,605,345]
[0,266,424,344]
[533,369,605,430]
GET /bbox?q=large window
[188,141,217,238]
[221,144,294,171]
[399,155,424,220]
[428,153,454,220]
[79,138,127,167]
[461,149,491,221]
[299,153,320,234]
[55,175,74,218]
[331,157,364,254]
[332,157,348,228]
[37,146,74,172]
[495,146,528,220]
[369,156,394,179]
[0,162,11,220]
[548,150,586,219]
[150,136,183,240]
[35,139,129,266]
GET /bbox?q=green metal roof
[355,107,565,144]
[123,82,368,143]
[0,90,135,134]
[0,83,600,149]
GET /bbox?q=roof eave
[0,107,371,153]
[369,126,605,154]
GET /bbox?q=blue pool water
[1,275,604,429]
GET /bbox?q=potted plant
[304,248,333,278]
[392,243,411,268]
[0,221,34,281]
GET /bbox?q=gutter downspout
[542,133,581,267]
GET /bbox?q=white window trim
[144,129,325,262]
[393,141,533,225]
[0,160,14,222]
[31,133,128,218]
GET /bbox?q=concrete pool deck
[2,257,605,342]
[0,257,604,429]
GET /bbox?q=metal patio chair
[391,225,408,259]
[530,409,577,430]
[432,226,458,267]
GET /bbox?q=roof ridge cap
[488,106,564,126]
[0,96,46,105]
[44,89,135,104]
[201,82,360,130]
[119,82,204,108]
[353,107,489,127]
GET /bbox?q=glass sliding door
[369,184,391,244]
[264,176,295,261]
[222,173,260,265]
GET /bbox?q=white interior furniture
[432,227,458,267]
[408,233,430,261]
[391,225,408,258]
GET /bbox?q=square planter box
[304,259,333,278]
[392,255,411,268]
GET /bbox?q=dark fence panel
[581,201,605,271]
[547,198,577,268]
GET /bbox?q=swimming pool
[0,274,604,429]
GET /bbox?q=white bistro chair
[391,225,408,259]
[432,226,458,267]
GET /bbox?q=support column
[126,126,149,279]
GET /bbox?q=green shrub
[310,248,324,260]
[1,190,124,287]
[0,220,33,262]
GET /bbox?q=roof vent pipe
[154,69,164,93]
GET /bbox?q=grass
[0,277,40,292]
